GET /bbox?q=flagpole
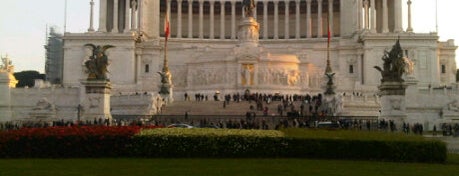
[64,0,68,33]
[435,0,438,33]
[163,12,170,74]
[159,11,172,97]
[324,10,335,95]
[325,12,332,74]
[163,36,168,73]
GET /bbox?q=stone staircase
[159,100,306,116]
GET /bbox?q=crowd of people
[2,117,458,137]
[2,91,457,137]
[0,118,155,131]
[440,123,459,136]
[183,90,348,119]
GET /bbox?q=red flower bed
[0,125,160,158]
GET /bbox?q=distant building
[44,27,63,84]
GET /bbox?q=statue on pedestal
[243,0,256,17]
[84,44,114,81]
[374,39,409,83]
[374,39,411,131]
[324,73,335,95]
[0,55,14,73]
[157,71,172,85]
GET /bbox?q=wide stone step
[160,100,306,116]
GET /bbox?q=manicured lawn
[1,156,458,176]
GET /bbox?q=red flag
[164,11,170,40]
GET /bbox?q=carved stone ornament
[242,0,256,17]
[84,44,115,81]
[374,39,409,83]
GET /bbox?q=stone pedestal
[0,72,17,122]
[378,81,408,130]
[237,17,259,47]
[81,80,112,123]
[159,83,174,104]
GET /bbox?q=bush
[282,137,446,163]
[137,128,284,137]
[0,127,447,163]
[0,126,156,158]
[131,128,446,162]
[280,128,446,162]
[131,128,285,157]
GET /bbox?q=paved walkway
[426,135,459,154]
[442,137,459,154]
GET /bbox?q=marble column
[138,0,142,32]
[88,0,95,32]
[199,0,204,38]
[317,0,323,38]
[263,1,268,39]
[136,54,141,83]
[199,0,204,39]
[357,0,363,30]
[98,0,107,32]
[177,0,183,38]
[274,0,279,39]
[112,0,119,33]
[328,0,333,37]
[231,1,236,39]
[370,0,376,33]
[124,0,130,32]
[364,0,369,30]
[295,0,300,39]
[382,0,389,33]
[131,0,138,31]
[406,0,413,32]
[220,1,225,39]
[188,0,193,38]
[306,0,312,38]
[393,0,403,32]
[284,0,290,39]
[210,0,215,39]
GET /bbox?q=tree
[13,71,45,88]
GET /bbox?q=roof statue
[374,39,409,83]
[84,44,115,80]
[243,0,256,17]
[0,55,14,73]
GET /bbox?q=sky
[1,0,458,73]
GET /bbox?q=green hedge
[131,136,286,158]
[130,128,446,162]
[0,128,447,162]
[129,135,446,162]
[282,138,446,162]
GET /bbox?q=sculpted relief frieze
[190,67,227,87]
[257,67,300,87]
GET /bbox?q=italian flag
[164,11,170,41]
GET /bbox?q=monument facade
[0,0,458,128]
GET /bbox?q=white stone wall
[405,84,459,130]
[63,33,138,89]
[9,87,80,122]
[111,92,165,116]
